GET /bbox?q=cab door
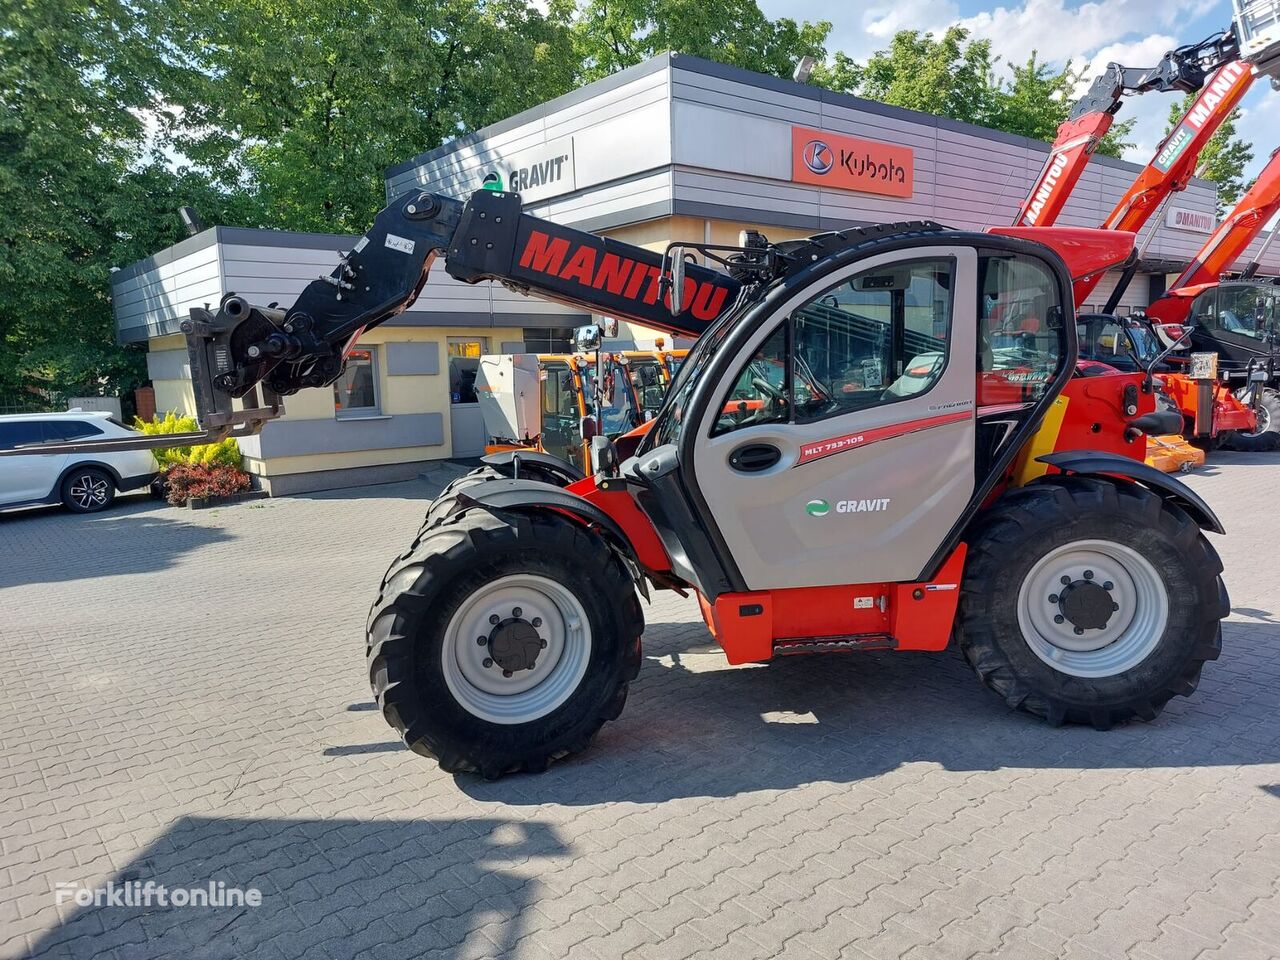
[687,248,979,591]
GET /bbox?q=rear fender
[1036,450,1224,534]
[454,477,670,596]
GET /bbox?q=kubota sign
[790,126,913,198]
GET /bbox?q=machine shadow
[458,618,1279,806]
[23,816,568,960]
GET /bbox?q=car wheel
[61,468,116,513]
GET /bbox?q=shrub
[133,412,242,469]
[165,463,252,506]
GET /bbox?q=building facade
[115,52,1279,493]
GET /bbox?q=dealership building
[113,52,1280,494]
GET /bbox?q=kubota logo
[805,499,830,517]
[802,139,834,175]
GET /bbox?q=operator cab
[633,230,1077,599]
[1075,313,1166,372]
[1184,280,1280,366]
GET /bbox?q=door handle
[728,442,781,473]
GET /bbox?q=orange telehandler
[13,182,1231,777]
[476,339,687,476]
[1015,23,1276,461]
[1143,147,1280,449]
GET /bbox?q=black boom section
[1037,450,1225,534]
[445,190,741,337]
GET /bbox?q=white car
[0,412,158,514]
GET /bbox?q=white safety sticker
[384,233,415,255]
[353,236,369,252]
[854,597,874,609]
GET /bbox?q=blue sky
[759,0,1276,181]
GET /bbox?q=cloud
[956,0,1202,68]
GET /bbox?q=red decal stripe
[796,410,970,466]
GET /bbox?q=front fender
[454,478,652,596]
[1037,450,1224,534]
[480,449,584,485]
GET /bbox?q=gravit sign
[479,137,577,203]
[1153,61,1251,174]
[1165,207,1216,233]
[790,126,914,198]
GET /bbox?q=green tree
[571,0,829,82]
[0,0,239,401]
[1165,94,1253,215]
[992,54,1132,158]
[814,33,1134,157]
[814,27,998,127]
[152,0,581,234]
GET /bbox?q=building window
[334,347,380,416]
[522,327,576,354]
[448,337,488,404]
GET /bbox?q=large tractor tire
[957,475,1227,729]
[367,503,643,778]
[1221,387,1280,452]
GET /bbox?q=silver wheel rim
[1016,539,1168,678]
[441,574,591,724]
[1234,389,1272,437]
[69,475,109,509]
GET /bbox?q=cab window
[1207,286,1275,339]
[978,254,1066,403]
[713,258,954,435]
[540,362,577,420]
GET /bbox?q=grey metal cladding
[146,349,191,381]
[385,341,440,376]
[249,412,445,459]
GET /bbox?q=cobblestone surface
[1,454,1277,959]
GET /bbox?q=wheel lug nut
[1084,570,1094,580]
[482,658,493,668]
[1103,581,1113,591]
[1112,603,1119,611]
[502,669,513,678]
[1054,615,1065,624]
[477,636,487,645]
[489,614,500,625]
[1060,575,1071,585]
[1073,627,1084,635]
[539,639,547,648]
[1049,594,1059,604]
[531,617,542,627]
[512,607,522,618]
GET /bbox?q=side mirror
[580,415,599,440]
[667,247,687,315]
[573,324,602,352]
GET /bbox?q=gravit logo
[805,498,892,516]
[802,140,834,175]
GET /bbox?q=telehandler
[476,341,687,476]
[21,184,1230,778]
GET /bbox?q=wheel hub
[1056,578,1115,631]
[1016,540,1169,678]
[442,575,592,724]
[487,617,545,673]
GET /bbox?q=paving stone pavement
[1,454,1278,960]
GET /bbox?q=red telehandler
[1143,147,1280,448]
[1015,24,1276,456]
[13,187,1229,777]
[1014,29,1248,234]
